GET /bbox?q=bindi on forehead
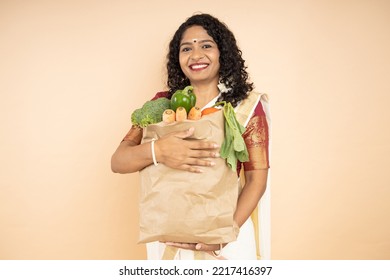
[179,38,215,48]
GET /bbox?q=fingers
[164,127,219,150]
[155,127,221,172]
[173,151,220,173]
[164,242,223,252]
[180,152,222,173]
[189,141,220,151]
[173,128,219,150]
[180,163,211,174]
[189,149,220,159]
[174,127,195,139]
[194,243,222,252]
[165,242,196,250]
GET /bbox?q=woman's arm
[234,169,268,227]
[111,139,156,174]
[111,127,221,174]
[234,101,270,226]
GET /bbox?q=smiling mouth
[189,64,208,70]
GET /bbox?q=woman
[111,13,270,260]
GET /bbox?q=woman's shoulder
[249,91,270,117]
[151,91,170,100]
[236,91,267,118]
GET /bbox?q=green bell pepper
[170,85,196,113]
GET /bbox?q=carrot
[162,109,176,123]
[187,106,201,120]
[201,107,220,116]
[175,107,187,122]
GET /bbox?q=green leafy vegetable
[216,101,249,170]
[131,97,171,128]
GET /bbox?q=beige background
[1,0,389,260]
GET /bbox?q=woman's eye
[181,47,191,52]
[202,44,212,49]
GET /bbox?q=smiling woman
[179,26,220,108]
[1,0,389,264]
[111,13,270,260]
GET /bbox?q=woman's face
[179,25,220,86]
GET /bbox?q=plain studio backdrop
[1,0,389,259]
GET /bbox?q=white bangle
[151,139,158,166]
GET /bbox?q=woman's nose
[190,47,204,60]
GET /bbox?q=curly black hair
[166,13,254,107]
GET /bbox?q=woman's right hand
[154,127,220,173]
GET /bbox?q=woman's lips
[189,63,208,70]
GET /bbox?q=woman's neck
[192,82,220,109]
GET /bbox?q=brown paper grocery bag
[138,110,240,244]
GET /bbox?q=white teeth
[191,64,207,69]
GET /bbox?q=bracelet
[151,139,158,166]
[212,243,223,257]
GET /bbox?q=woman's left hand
[164,241,225,252]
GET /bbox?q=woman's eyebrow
[180,39,215,47]
[179,42,192,48]
[198,39,215,44]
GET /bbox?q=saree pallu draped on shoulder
[138,110,240,244]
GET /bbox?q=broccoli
[131,97,171,128]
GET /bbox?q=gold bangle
[212,243,223,257]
